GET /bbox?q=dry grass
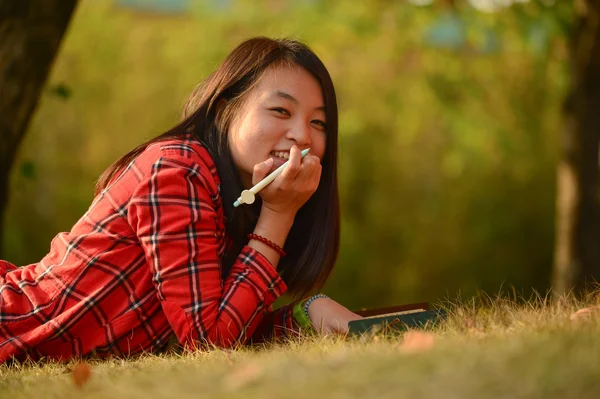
[3,291,600,399]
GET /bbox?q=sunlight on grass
[3,291,600,399]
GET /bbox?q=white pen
[234,148,311,207]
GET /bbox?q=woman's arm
[0,260,17,276]
[248,206,294,268]
[249,296,364,342]
[127,150,291,349]
[247,302,300,343]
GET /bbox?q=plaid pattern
[0,136,299,363]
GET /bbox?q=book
[348,302,446,336]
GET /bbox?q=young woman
[0,37,362,363]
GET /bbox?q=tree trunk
[0,1,78,258]
[553,0,600,295]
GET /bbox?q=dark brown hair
[96,37,340,298]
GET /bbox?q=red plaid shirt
[0,135,300,362]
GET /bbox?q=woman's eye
[312,120,327,130]
[271,107,290,116]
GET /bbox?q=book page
[362,308,426,320]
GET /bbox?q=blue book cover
[349,303,446,336]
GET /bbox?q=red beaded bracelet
[247,233,287,257]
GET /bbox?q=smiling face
[227,65,327,188]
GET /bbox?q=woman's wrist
[247,233,286,257]
[248,206,295,267]
[257,205,296,226]
[253,206,295,247]
[292,294,330,332]
[292,300,313,330]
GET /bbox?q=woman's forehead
[253,66,324,104]
[256,65,321,95]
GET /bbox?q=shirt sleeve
[127,151,288,348]
[248,302,303,344]
[0,260,17,276]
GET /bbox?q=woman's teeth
[271,151,289,160]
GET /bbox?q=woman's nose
[287,121,312,147]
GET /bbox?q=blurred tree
[0,0,78,257]
[553,0,600,294]
[0,0,571,307]
[116,0,190,14]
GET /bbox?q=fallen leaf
[570,306,600,324]
[465,317,485,336]
[71,362,92,388]
[465,317,474,329]
[222,363,263,391]
[397,331,436,353]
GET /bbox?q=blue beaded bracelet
[303,293,329,320]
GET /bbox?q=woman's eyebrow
[274,90,326,112]
[275,90,298,104]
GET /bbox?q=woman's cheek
[313,134,327,160]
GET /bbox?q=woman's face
[227,65,327,188]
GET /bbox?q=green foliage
[19,162,36,180]
[3,0,573,308]
[47,83,72,100]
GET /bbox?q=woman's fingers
[275,147,320,193]
[295,155,322,192]
[252,158,274,186]
[302,155,321,182]
[300,154,319,174]
[280,145,302,181]
[258,146,322,213]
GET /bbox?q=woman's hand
[252,145,322,216]
[306,297,363,335]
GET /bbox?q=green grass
[3,292,600,399]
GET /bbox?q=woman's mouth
[269,151,290,171]
[270,151,290,160]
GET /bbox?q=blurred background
[2,0,579,309]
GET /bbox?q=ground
[2,292,600,399]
